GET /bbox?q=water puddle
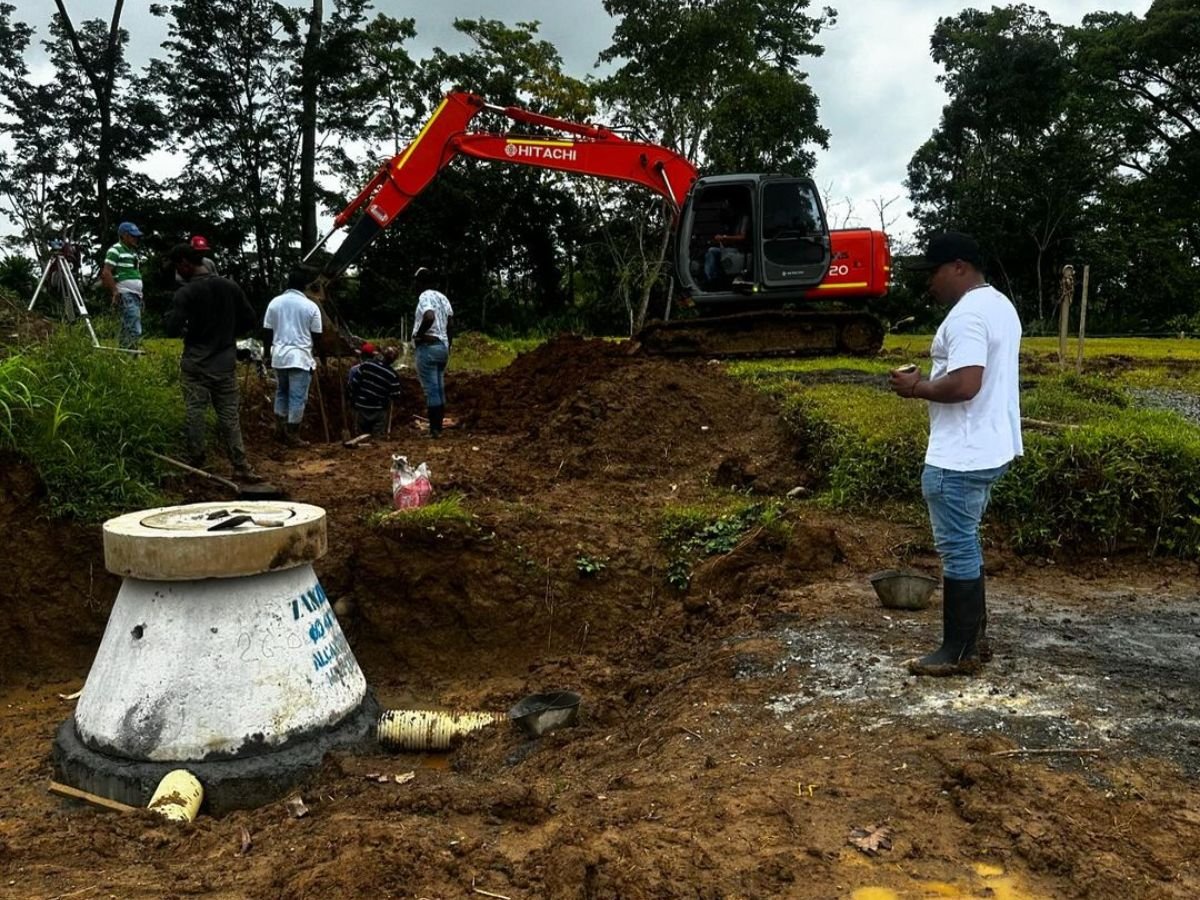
[850,861,1044,899]
[760,591,1200,773]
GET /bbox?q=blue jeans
[273,367,313,424]
[704,246,722,281]
[922,463,1009,580]
[118,291,142,348]
[415,341,449,407]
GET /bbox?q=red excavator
[307,91,891,357]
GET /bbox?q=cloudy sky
[6,0,1153,240]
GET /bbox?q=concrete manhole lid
[139,503,298,531]
[103,501,327,581]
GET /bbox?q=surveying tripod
[28,238,140,354]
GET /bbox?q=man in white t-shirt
[411,267,454,438]
[264,269,324,447]
[889,231,1023,676]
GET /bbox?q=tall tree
[1073,0,1199,260]
[595,0,834,328]
[597,0,833,170]
[0,3,47,255]
[51,0,124,239]
[298,0,322,252]
[341,18,593,333]
[0,3,162,265]
[150,0,305,295]
[905,5,1099,321]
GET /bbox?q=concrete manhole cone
[53,501,378,813]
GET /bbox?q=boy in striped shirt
[347,343,403,436]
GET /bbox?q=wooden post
[337,356,352,442]
[1058,265,1075,369]
[1076,265,1090,374]
[312,360,331,443]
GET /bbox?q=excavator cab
[676,175,831,308]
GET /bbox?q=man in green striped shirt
[100,221,144,348]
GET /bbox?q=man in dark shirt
[164,244,262,482]
[347,342,403,436]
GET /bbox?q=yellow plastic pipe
[147,769,204,822]
[377,710,502,751]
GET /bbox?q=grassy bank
[730,348,1200,558]
[0,331,183,519]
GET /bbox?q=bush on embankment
[730,357,1200,559]
[0,330,183,520]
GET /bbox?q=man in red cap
[175,234,218,284]
[347,341,403,436]
[164,244,262,483]
[889,231,1023,676]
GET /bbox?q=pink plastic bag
[391,455,432,509]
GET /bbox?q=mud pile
[458,335,802,490]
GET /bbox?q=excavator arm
[313,91,698,281]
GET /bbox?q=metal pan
[149,451,287,500]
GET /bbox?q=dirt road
[1,337,1197,898]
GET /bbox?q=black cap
[906,231,983,271]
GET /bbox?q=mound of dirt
[452,335,803,492]
[458,334,634,433]
[0,456,118,684]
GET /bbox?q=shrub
[659,500,788,590]
[992,413,1200,556]
[0,331,184,519]
[773,382,927,507]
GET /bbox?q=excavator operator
[703,200,751,286]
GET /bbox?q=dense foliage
[0,325,182,519]
[905,1,1200,334]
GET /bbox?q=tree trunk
[53,0,125,244]
[634,210,673,332]
[299,0,323,253]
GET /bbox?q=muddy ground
[1,336,1198,899]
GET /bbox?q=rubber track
[635,310,885,359]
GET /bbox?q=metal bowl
[508,691,581,737]
[869,570,938,610]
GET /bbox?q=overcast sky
[5,0,1153,240]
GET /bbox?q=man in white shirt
[889,231,1023,676]
[264,269,323,447]
[412,267,454,438]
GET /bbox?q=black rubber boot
[977,568,992,663]
[233,464,264,484]
[274,416,288,444]
[285,423,310,447]
[906,575,984,676]
[427,405,444,438]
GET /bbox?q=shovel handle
[148,451,241,492]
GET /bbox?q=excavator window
[761,182,825,268]
[688,185,753,290]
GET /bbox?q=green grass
[659,498,789,590]
[730,355,1200,558]
[368,493,473,527]
[0,330,185,519]
[886,333,1200,361]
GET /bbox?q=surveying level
[28,236,142,355]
